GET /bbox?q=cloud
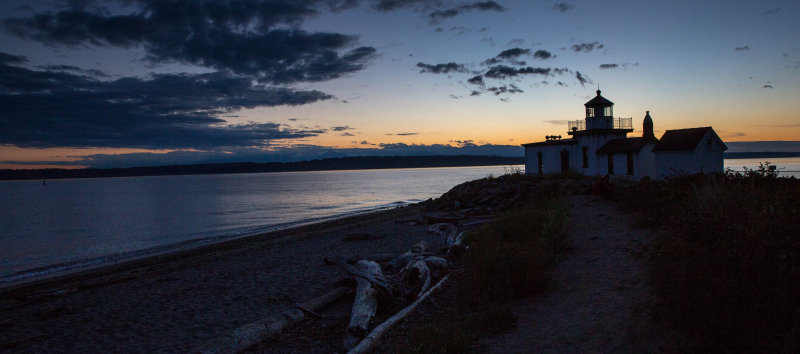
[571,42,604,52]
[0,52,28,65]
[544,120,568,125]
[726,141,800,152]
[496,47,530,59]
[340,132,355,136]
[396,132,419,136]
[575,71,591,86]
[734,45,750,51]
[484,65,551,79]
[487,84,523,95]
[599,62,638,70]
[467,75,484,85]
[533,50,554,59]
[764,7,781,15]
[331,125,354,131]
[371,0,431,12]
[451,139,475,146]
[483,47,531,65]
[0,58,331,149]
[3,1,377,84]
[552,3,574,12]
[763,84,774,88]
[416,61,468,73]
[429,1,505,22]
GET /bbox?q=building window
[582,146,588,168]
[607,154,614,175]
[626,152,634,175]
[586,107,594,118]
[603,106,612,117]
[537,151,543,175]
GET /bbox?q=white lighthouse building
[522,90,726,178]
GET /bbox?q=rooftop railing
[567,117,632,133]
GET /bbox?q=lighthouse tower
[584,89,615,130]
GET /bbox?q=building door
[626,152,634,175]
[560,150,569,173]
[537,151,543,175]
[607,154,614,175]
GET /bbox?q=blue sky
[0,0,798,168]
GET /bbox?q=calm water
[2,158,796,284]
[724,157,800,178]
[0,165,518,283]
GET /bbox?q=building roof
[597,137,656,155]
[652,127,727,152]
[584,89,613,107]
[521,138,577,147]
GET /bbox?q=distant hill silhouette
[724,152,800,159]
[0,155,524,181]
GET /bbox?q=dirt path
[480,194,686,353]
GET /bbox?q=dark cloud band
[0,57,331,149]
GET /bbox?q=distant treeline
[724,151,800,159]
[0,155,524,181]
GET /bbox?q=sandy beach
[0,204,443,352]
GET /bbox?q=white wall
[655,131,725,177]
[635,144,656,178]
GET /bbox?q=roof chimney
[643,111,655,141]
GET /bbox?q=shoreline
[0,200,442,351]
[0,203,416,294]
[0,202,409,290]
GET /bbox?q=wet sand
[0,204,440,352]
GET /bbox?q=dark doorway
[626,152,634,175]
[537,151,543,175]
[607,154,614,175]
[560,150,569,173]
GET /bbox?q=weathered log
[403,259,431,298]
[429,223,459,252]
[410,240,428,254]
[347,275,450,354]
[343,260,382,350]
[447,231,467,259]
[422,256,450,279]
[386,240,432,272]
[198,286,350,354]
[328,257,401,299]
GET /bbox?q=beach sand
[0,204,441,352]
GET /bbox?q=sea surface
[2,158,796,285]
[724,157,800,178]
[0,165,520,284]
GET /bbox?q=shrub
[616,170,800,352]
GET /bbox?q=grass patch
[403,199,571,353]
[615,169,800,352]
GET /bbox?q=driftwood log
[446,231,467,259]
[344,260,382,350]
[347,275,450,354]
[198,286,350,354]
[327,257,401,299]
[386,241,429,272]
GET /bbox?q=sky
[0,0,798,169]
